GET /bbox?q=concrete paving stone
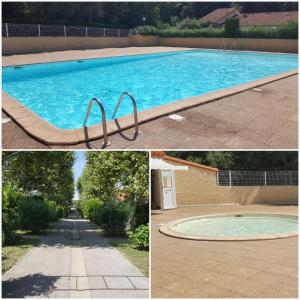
[87,276,107,290]
[104,276,135,290]
[2,217,148,298]
[128,276,149,289]
[91,289,149,298]
[152,205,298,298]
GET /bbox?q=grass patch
[111,238,149,276]
[2,236,39,274]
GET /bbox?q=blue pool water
[172,214,298,238]
[2,50,298,129]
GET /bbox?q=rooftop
[200,8,298,26]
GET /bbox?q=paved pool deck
[2,47,298,149]
[151,205,298,298]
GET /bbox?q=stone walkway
[151,205,298,298]
[3,74,297,149]
[2,217,149,298]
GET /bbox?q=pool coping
[2,68,298,145]
[159,213,298,241]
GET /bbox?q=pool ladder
[83,92,140,147]
[219,40,237,52]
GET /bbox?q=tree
[77,151,149,228]
[165,151,298,171]
[78,151,148,202]
[3,2,297,28]
[3,151,74,209]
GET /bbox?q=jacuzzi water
[2,50,298,129]
[171,214,298,238]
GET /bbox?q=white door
[161,170,176,209]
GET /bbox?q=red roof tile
[200,8,298,26]
[200,7,238,24]
[238,11,298,26]
[152,151,218,172]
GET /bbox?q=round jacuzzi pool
[159,213,298,241]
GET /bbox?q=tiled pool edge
[2,69,298,145]
[159,213,298,241]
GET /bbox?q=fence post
[103,27,106,37]
[264,171,267,186]
[64,25,66,37]
[85,26,88,37]
[118,28,120,37]
[229,170,232,187]
[38,24,41,37]
[5,23,9,37]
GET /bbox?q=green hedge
[2,186,24,245]
[18,196,50,233]
[94,200,130,236]
[79,199,103,223]
[136,21,298,39]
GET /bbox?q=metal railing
[83,97,110,147]
[219,39,237,52]
[2,22,132,37]
[218,170,298,186]
[112,92,140,136]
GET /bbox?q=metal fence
[217,170,298,186]
[2,23,133,37]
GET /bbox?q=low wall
[3,35,298,55]
[130,35,297,53]
[129,35,159,46]
[2,36,130,55]
[171,162,298,206]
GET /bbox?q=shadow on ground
[2,273,60,298]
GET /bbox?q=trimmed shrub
[95,200,130,236]
[2,213,18,245]
[135,25,159,35]
[81,199,103,223]
[177,18,203,30]
[135,202,149,226]
[225,18,240,37]
[2,186,24,245]
[129,225,149,250]
[47,201,58,222]
[56,205,66,219]
[18,197,50,233]
[137,20,298,39]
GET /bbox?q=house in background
[200,7,298,27]
[151,152,298,210]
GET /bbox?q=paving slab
[2,217,149,298]
[104,276,135,290]
[151,205,298,298]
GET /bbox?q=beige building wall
[2,37,130,54]
[168,160,298,205]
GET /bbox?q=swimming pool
[160,214,298,241]
[3,50,298,129]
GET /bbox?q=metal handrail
[112,92,140,135]
[219,40,226,51]
[230,40,237,51]
[83,97,110,147]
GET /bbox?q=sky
[72,151,87,200]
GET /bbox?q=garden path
[2,215,149,298]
